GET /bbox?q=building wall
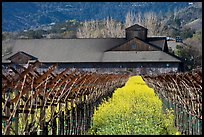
[126,30,147,41]
[10,54,31,64]
[2,62,180,75]
[49,62,179,75]
[148,39,169,52]
[111,38,158,51]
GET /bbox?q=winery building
[2,24,183,75]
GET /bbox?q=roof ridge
[125,24,148,31]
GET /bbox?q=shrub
[88,76,180,135]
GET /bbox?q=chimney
[125,24,148,41]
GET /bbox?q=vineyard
[2,61,202,135]
[143,68,202,135]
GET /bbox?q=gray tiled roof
[7,51,38,60]
[2,39,126,63]
[102,51,181,62]
[2,38,181,63]
[147,37,166,50]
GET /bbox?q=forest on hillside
[2,2,191,32]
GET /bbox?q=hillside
[161,2,202,37]
[184,18,202,31]
[2,2,190,32]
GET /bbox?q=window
[176,36,183,43]
[131,44,137,49]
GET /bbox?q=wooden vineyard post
[87,97,92,129]
[30,90,38,135]
[66,101,71,135]
[74,99,78,135]
[70,99,75,135]
[62,107,65,135]
[68,100,72,135]
[166,89,169,108]
[78,96,83,135]
[76,97,82,135]
[59,110,64,135]
[43,121,48,135]
[30,94,34,135]
[86,97,91,130]
[75,98,78,135]
[85,95,89,132]
[183,105,187,135]
[76,97,83,135]
[196,100,200,135]
[178,104,182,134]
[175,95,181,131]
[187,92,190,135]
[51,105,56,135]
[185,110,188,135]
[5,91,11,135]
[188,112,192,135]
[188,110,194,135]
[179,102,185,134]
[77,99,80,135]
[69,105,73,135]
[39,98,45,135]
[66,109,71,135]
[73,99,77,135]
[175,102,179,131]
[179,102,187,134]
[53,111,57,135]
[177,98,182,133]
[14,106,19,135]
[57,103,61,135]
[187,106,191,135]
[65,101,68,135]
[24,90,29,135]
[14,90,19,135]
[192,102,196,135]
[83,95,86,134]
[195,116,198,135]
[59,104,62,135]
[67,101,71,135]
[172,84,177,130]
[197,94,201,135]
[90,93,95,128]
[174,102,177,129]
[182,105,185,135]
[44,105,47,135]
[192,115,196,135]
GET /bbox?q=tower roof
[125,24,148,31]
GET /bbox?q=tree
[125,11,162,36]
[180,28,195,39]
[134,12,143,26]
[2,38,15,56]
[176,37,202,71]
[143,12,160,36]
[77,18,125,38]
[2,32,17,56]
[115,21,125,37]
[76,20,90,38]
[77,11,162,38]
[125,11,135,28]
